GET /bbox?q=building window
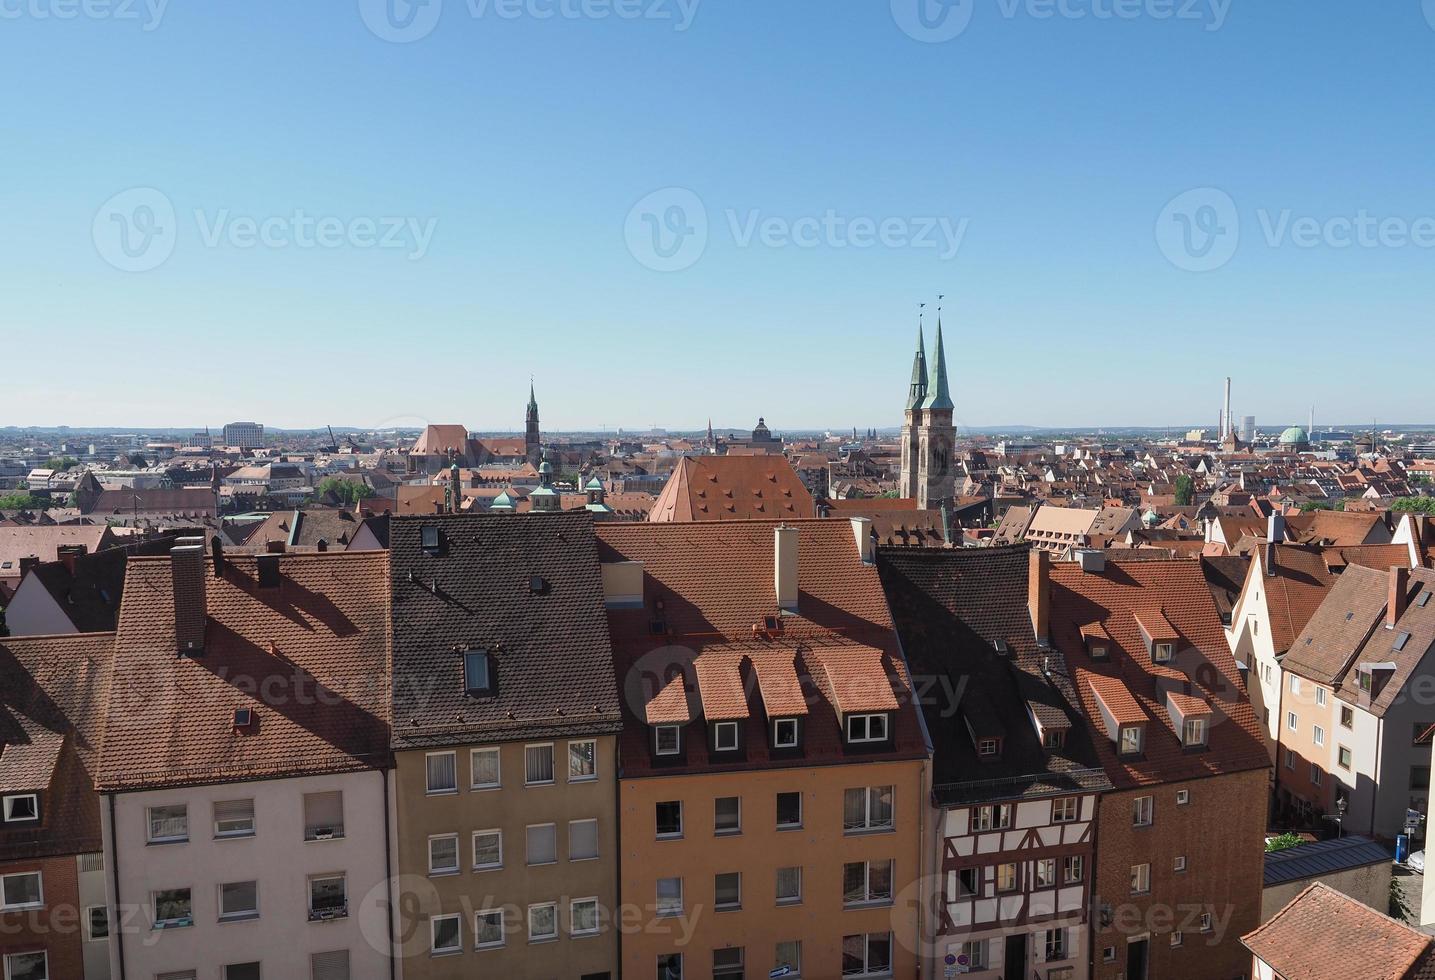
[428,834,460,875]
[977,736,1001,758]
[568,740,597,781]
[713,946,744,977]
[1176,789,1190,805]
[1053,797,1079,822]
[773,717,799,748]
[569,818,599,861]
[1312,764,1324,786]
[1316,686,1328,707]
[715,797,741,835]
[775,941,802,977]
[846,713,889,744]
[776,866,802,905]
[2,953,47,980]
[843,860,893,906]
[153,887,193,928]
[218,881,258,920]
[213,799,255,838]
[463,649,491,696]
[996,863,1018,892]
[1287,712,1298,733]
[431,913,462,954]
[777,791,803,829]
[1,872,43,911]
[656,877,683,916]
[841,932,893,977]
[1133,796,1153,827]
[308,875,347,920]
[655,725,681,756]
[1200,912,1213,932]
[85,905,109,941]
[1411,766,1430,791]
[1359,671,1372,694]
[657,953,684,980]
[526,823,557,866]
[1341,706,1354,729]
[2,795,38,823]
[475,909,504,949]
[1102,946,1116,962]
[524,744,555,785]
[1119,727,1142,756]
[954,867,979,897]
[1131,863,1151,895]
[1262,662,1272,684]
[712,722,739,752]
[472,830,503,870]
[1036,858,1056,887]
[1154,643,1173,663]
[1170,931,1183,947]
[528,902,557,942]
[302,791,344,841]
[1062,855,1083,884]
[1174,855,1187,873]
[1290,674,1301,695]
[843,786,894,833]
[1183,717,1207,747]
[1043,729,1065,749]
[471,747,500,789]
[425,751,458,794]
[571,897,600,936]
[147,804,189,843]
[223,966,259,980]
[973,804,1012,831]
[1313,725,1325,748]
[960,941,985,969]
[715,872,742,911]
[309,950,348,980]
[656,801,683,838]
[1338,746,1353,770]
[1045,928,1067,961]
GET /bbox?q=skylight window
[1394,632,1411,653]
[1420,592,1432,608]
[464,649,492,696]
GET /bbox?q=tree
[0,493,43,510]
[1173,475,1195,506]
[1299,501,1332,513]
[45,455,78,471]
[1390,874,1415,924]
[1264,832,1303,853]
[1392,497,1435,515]
[315,477,375,506]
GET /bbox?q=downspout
[383,768,396,980]
[107,793,127,980]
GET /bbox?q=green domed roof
[1279,426,1310,444]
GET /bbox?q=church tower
[525,381,541,467]
[899,311,956,509]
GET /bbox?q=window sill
[471,784,501,792]
[430,948,463,958]
[776,898,803,907]
[429,869,461,878]
[572,929,601,939]
[2,903,44,912]
[527,860,559,868]
[146,838,189,846]
[777,824,803,832]
[528,936,559,945]
[525,781,556,789]
[842,827,895,837]
[715,904,742,913]
[656,833,684,842]
[568,775,598,784]
[153,920,193,930]
[214,832,255,841]
[473,865,503,873]
[425,789,459,797]
[714,830,742,838]
[842,899,894,910]
[655,909,684,918]
[218,912,259,923]
[569,855,599,863]
[475,942,505,952]
[304,834,346,843]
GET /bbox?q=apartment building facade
[388,513,622,979]
[597,519,928,980]
[879,546,1110,980]
[1050,556,1270,980]
[97,543,393,980]
[0,632,115,980]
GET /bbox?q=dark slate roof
[389,512,622,748]
[1263,835,1392,887]
[877,545,1110,806]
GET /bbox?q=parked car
[1407,850,1425,874]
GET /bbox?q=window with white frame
[1119,726,1143,756]
[960,941,985,969]
[524,744,555,785]
[428,834,460,875]
[843,786,894,832]
[845,713,888,744]
[1,872,43,910]
[973,803,1012,831]
[218,880,258,920]
[472,829,502,870]
[841,932,892,977]
[302,791,344,840]
[1130,863,1151,895]
[1183,717,1207,747]
[1154,643,1173,663]
[430,913,461,954]
[571,897,599,936]
[1133,796,1153,827]
[1174,855,1187,873]
[470,747,500,789]
[773,717,799,748]
[1200,912,1213,932]
[1316,686,1328,707]
[526,823,557,865]
[569,818,599,861]
[714,796,741,835]
[713,946,744,977]
[1062,855,1083,883]
[976,737,1001,758]
[996,863,1017,892]
[1176,788,1190,805]
[308,875,346,919]
[213,799,255,838]
[842,860,893,906]
[955,868,978,897]
[1045,928,1066,960]
[1287,711,1298,732]
[654,725,681,756]
[712,721,739,751]
[153,887,192,927]
[776,866,802,905]
[425,751,457,794]
[1036,858,1056,887]
[714,872,742,911]
[1314,725,1325,747]
[1170,931,1183,947]
[775,941,802,976]
[2,795,38,823]
[656,877,683,916]
[1053,797,1078,822]
[147,804,189,843]
[474,909,504,949]
[2,952,47,980]
[1290,675,1301,695]
[528,902,557,941]
[1311,764,1323,786]
[568,740,597,781]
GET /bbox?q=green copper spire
[906,324,928,410]
[921,318,954,411]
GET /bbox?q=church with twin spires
[899,318,956,510]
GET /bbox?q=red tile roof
[648,456,816,522]
[1242,882,1435,980]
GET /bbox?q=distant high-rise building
[1241,416,1256,443]
[899,314,956,509]
[221,421,264,449]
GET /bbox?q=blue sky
[3,0,1434,432]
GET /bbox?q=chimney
[170,536,208,654]
[1389,565,1410,630]
[1075,549,1105,574]
[18,555,39,578]
[774,524,799,612]
[1268,512,1286,544]
[850,517,874,564]
[210,536,226,578]
[56,544,86,575]
[1028,549,1050,644]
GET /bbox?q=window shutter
[158,973,198,980]
[310,949,350,980]
[304,791,344,837]
[570,819,598,860]
[527,824,556,865]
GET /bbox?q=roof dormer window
[846,713,889,745]
[977,737,1002,759]
[712,721,739,753]
[772,717,799,749]
[2,794,38,823]
[1182,718,1208,747]
[1154,643,1174,664]
[654,725,681,757]
[1119,726,1143,757]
